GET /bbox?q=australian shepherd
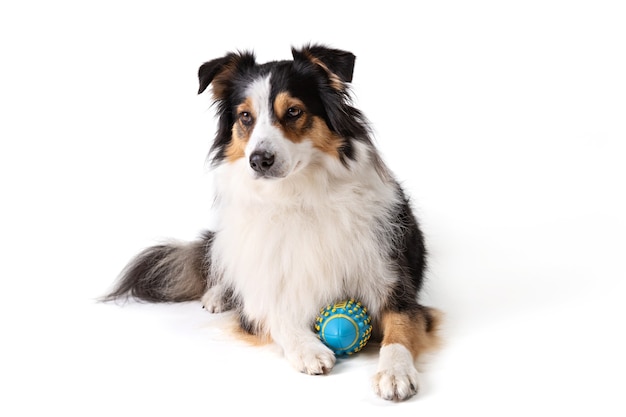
[104,44,441,401]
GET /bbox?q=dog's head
[198,44,370,179]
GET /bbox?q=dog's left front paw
[372,367,419,401]
[373,343,420,401]
[285,340,336,375]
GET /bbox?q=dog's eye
[286,107,302,119]
[239,111,254,126]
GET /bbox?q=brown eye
[286,107,302,119]
[239,111,253,126]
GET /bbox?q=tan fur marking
[225,98,255,162]
[273,91,341,158]
[380,309,443,359]
[225,319,272,347]
[230,325,273,347]
[211,61,238,100]
[303,52,345,91]
[307,117,341,157]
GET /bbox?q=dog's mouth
[251,165,288,180]
[253,172,282,180]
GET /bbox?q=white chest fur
[210,149,400,329]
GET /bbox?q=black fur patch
[385,189,428,312]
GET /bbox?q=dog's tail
[102,231,214,302]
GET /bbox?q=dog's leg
[373,308,441,401]
[201,282,234,313]
[271,319,336,375]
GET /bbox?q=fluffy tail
[102,231,214,302]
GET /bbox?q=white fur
[201,283,230,313]
[207,73,404,376]
[373,343,421,401]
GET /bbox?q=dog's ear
[197,51,256,98]
[292,44,356,88]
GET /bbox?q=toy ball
[315,299,372,356]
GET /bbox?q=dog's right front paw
[201,286,231,313]
[285,340,336,375]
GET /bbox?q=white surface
[1,1,625,416]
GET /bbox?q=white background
[1,1,625,416]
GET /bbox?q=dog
[104,44,441,401]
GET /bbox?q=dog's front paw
[373,367,419,401]
[373,344,420,401]
[285,340,336,375]
[201,286,231,313]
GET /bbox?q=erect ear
[197,51,256,98]
[292,44,356,87]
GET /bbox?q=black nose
[249,150,275,173]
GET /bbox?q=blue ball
[315,299,372,356]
